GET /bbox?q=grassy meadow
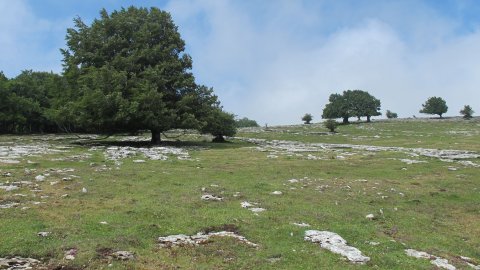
[0,118,479,269]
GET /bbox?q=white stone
[241,201,254,208]
[365,214,375,220]
[82,187,87,193]
[431,258,456,270]
[38,231,51,237]
[292,222,310,227]
[405,249,432,259]
[112,251,135,261]
[201,194,223,201]
[304,230,370,264]
[249,207,266,213]
[35,175,45,181]
[133,160,145,163]
[158,231,258,248]
[271,191,282,195]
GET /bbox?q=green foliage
[460,105,474,119]
[235,117,259,128]
[324,119,338,132]
[200,109,237,142]
[386,110,398,119]
[0,71,65,133]
[322,93,350,123]
[59,7,219,142]
[420,96,448,118]
[302,113,313,124]
[322,90,381,123]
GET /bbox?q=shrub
[324,119,338,132]
[386,110,398,119]
[302,113,313,124]
[460,105,474,119]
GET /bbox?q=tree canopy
[322,90,381,123]
[302,113,313,124]
[460,105,474,119]
[55,7,223,143]
[235,117,259,128]
[419,97,448,118]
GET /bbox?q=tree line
[0,7,239,143]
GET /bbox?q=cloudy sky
[1,0,479,125]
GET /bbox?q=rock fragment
[112,251,135,261]
[37,231,51,237]
[405,249,457,270]
[158,231,258,248]
[0,257,41,270]
[304,230,370,264]
[201,194,223,201]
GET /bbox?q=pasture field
[1,118,479,269]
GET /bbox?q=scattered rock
[405,249,434,259]
[0,202,19,209]
[0,185,19,191]
[405,249,457,269]
[271,191,282,195]
[34,175,45,182]
[112,251,135,261]
[292,222,310,227]
[100,221,108,225]
[431,258,456,270]
[82,187,87,193]
[249,208,266,213]
[64,248,77,260]
[158,231,258,248]
[365,214,375,220]
[0,257,41,270]
[37,231,51,237]
[304,230,370,264]
[201,194,223,201]
[241,201,254,208]
[132,160,146,163]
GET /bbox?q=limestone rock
[304,230,370,264]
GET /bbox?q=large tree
[322,93,351,124]
[419,96,448,118]
[345,90,381,122]
[59,7,217,143]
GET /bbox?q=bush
[324,119,338,132]
[386,110,398,119]
[460,105,474,119]
[235,117,259,128]
[302,113,313,124]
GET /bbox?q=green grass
[0,119,479,269]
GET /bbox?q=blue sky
[1,0,480,125]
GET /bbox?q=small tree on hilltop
[302,113,313,124]
[386,110,398,119]
[324,119,338,132]
[460,105,474,120]
[200,108,236,142]
[419,97,448,118]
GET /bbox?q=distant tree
[58,7,220,143]
[200,109,236,142]
[235,117,259,128]
[419,97,448,118]
[324,119,338,132]
[322,90,381,123]
[322,93,351,124]
[302,113,313,124]
[386,110,398,119]
[345,90,381,122]
[460,105,474,119]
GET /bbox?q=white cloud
[0,0,68,78]
[167,0,480,124]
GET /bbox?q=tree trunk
[366,115,371,122]
[212,135,225,143]
[439,114,443,119]
[151,130,161,144]
[342,117,349,124]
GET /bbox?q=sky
[1,0,480,125]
